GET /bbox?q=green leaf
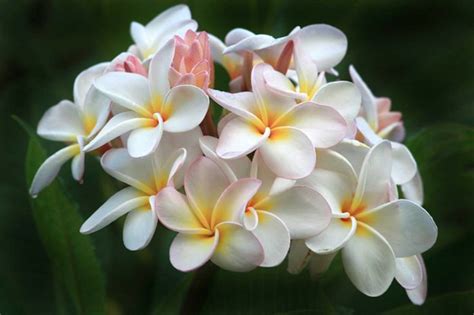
[382,290,474,315]
[17,117,106,315]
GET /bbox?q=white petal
[217,118,270,159]
[342,222,396,297]
[130,22,150,56]
[294,24,347,71]
[277,102,347,148]
[37,100,85,141]
[287,240,312,274]
[309,252,337,277]
[211,178,261,227]
[123,207,158,250]
[305,216,357,254]
[170,232,219,272]
[356,200,438,257]
[29,144,80,197]
[145,4,192,37]
[185,157,230,225]
[148,19,198,59]
[355,117,382,146]
[257,186,331,239]
[252,210,290,267]
[406,255,427,305]
[80,187,149,234]
[312,81,361,122]
[82,86,111,138]
[259,127,315,179]
[225,28,255,45]
[211,222,264,272]
[100,148,155,194]
[224,34,274,54]
[353,141,392,210]
[243,207,259,230]
[208,33,226,65]
[148,39,174,99]
[391,142,417,185]
[395,255,423,289]
[73,62,108,107]
[349,65,378,129]
[401,171,424,205]
[71,151,85,182]
[155,187,210,234]
[199,136,251,182]
[162,85,209,133]
[94,72,151,116]
[330,139,370,176]
[84,112,153,152]
[127,123,163,158]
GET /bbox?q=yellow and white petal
[211,178,261,227]
[259,127,315,179]
[330,139,370,176]
[199,136,251,182]
[94,72,152,116]
[395,255,423,290]
[101,148,155,194]
[356,200,438,257]
[127,123,163,158]
[73,62,108,107]
[29,144,80,197]
[391,142,417,185]
[294,24,347,71]
[130,22,150,58]
[312,81,361,123]
[277,102,347,148]
[305,216,356,254]
[349,65,378,129]
[170,232,219,272]
[123,206,158,250]
[37,100,85,141]
[82,86,111,138]
[353,141,392,210]
[211,222,264,272]
[257,186,331,239]
[148,39,174,99]
[341,222,396,297]
[162,85,209,133]
[263,64,306,100]
[217,117,270,159]
[293,44,319,98]
[80,187,149,234]
[356,117,383,146]
[185,157,230,225]
[287,240,312,274]
[243,207,259,230]
[309,252,338,278]
[155,148,187,189]
[252,210,290,267]
[84,112,153,152]
[154,187,209,234]
[406,255,427,305]
[401,172,424,205]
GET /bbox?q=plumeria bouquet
[29,4,437,305]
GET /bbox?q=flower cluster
[30,4,437,303]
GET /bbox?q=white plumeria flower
[263,45,361,134]
[30,63,110,197]
[349,65,423,203]
[155,157,265,272]
[208,63,348,179]
[395,254,428,305]
[290,141,437,296]
[84,39,209,158]
[129,4,197,61]
[224,24,347,75]
[199,136,332,267]
[80,131,201,250]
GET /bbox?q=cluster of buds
[30,4,436,304]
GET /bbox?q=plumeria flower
[289,141,437,296]
[30,63,110,197]
[171,30,214,89]
[199,136,332,266]
[107,52,148,77]
[208,63,348,179]
[155,157,265,272]
[224,24,347,76]
[349,65,422,202]
[84,39,209,158]
[263,45,361,135]
[129,4,197,61]
[80,131,201,250]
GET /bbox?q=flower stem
[200,108,218,137]
[179,263,217,315]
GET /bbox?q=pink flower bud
[109,53,148,77]
[170,30,214,89]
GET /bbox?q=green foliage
[19,118,106,315]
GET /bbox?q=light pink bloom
[170,30,214,89]
[108,53,148,77]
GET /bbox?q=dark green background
[1,0,473,314]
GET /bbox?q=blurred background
[0,0,473,314]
